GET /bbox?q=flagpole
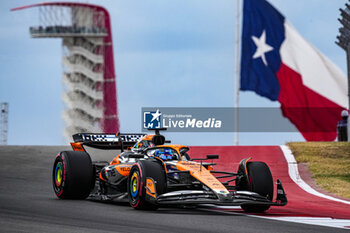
[234,0,241,145]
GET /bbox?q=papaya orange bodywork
[142,135,155,141]
[146,178,156,198]
[115,164,132,177]
[70,142,85,152]
[176,161,229,194]
[110,154,120,165]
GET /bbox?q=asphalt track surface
[0,146,348,233]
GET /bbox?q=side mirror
[206,154,219,160]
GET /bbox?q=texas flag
[240,0,348,141]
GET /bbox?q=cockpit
[146,147,180,161]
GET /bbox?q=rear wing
[72,133,146,150]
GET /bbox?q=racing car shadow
[51,197,246,216]
[154,208,230,216]
[88,199,131,206]
[93,200,245,216]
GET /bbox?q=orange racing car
[52,129,287,212]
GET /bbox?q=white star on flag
[151,109,162,122]
[251,30,274,66]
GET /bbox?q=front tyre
[52,151,94,199]
[128,160,166,210]
[240,161,273,212]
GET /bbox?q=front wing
[154,179,287,207]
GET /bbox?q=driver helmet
[154,149,173,161]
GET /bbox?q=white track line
[261,217,350,229]
[280,145,350,205]
[201,208,350,229]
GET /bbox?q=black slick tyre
[241,161,273,212]
[52,151,94,199]
[127,160,166,210]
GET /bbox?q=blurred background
[0,0,346,145]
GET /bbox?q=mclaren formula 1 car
[52,129,287,212]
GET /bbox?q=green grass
[287,142,350,199]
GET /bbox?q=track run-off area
[0,145,349,232]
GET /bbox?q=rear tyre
[240,161,273,212]
[52,151,94,199]
[128,160,166,210]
